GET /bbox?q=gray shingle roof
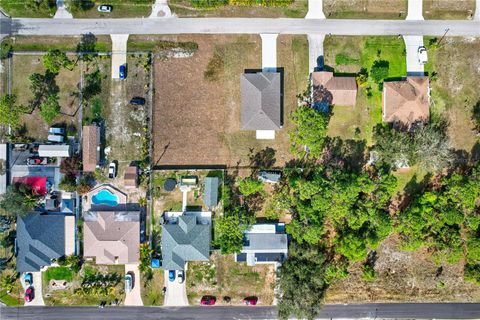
[243,233,288,251]
[16,212,66,272]
[241,72,281,130]
[162,215,211,270]
[203,177,219,208]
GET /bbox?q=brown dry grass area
[326,234,480,303]
[153,34,308,168]
[423,0,475,19]
[187,253,275,305]
[323,0,407,19]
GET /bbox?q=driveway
[260,33,278,71]
[53,0,73,19]
[307,34,325,72]
[406,0,424,20]
[305,0,326,19]
[21,271,45,306]
[110,34,129,79]
[163,270,188,306]
[124,264,143,306]
[476,0,480,20]
[403,35,425,76]
[150,0,174,18]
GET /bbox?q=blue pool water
[92,189,119,206]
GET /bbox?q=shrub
[362,264,376,282]
[204,49,224,81]
[370,60,389,84]
[237,177,263,196]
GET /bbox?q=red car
[243,296,258,305]
[24,287,33,302]
[200,295,216,305]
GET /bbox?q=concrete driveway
[21,272,45,306]
[124,264,143,306]
[403,35,425,76]
[307,34,325,72]
[163,270,188,306]
[406,0,424,20]
[54,0,73,19]
[150,0,174,18]
[260,33,278,71]
[110,34,129,79]
[305,0,326,19]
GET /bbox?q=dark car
[119,65,126,80]
[129,97,146,106]
[243,296,258,305]
[27,157,48,165]
[200,295,216,306]
[24,287,34,302]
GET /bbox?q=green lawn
[65,0,152,18]
[0,0,56,17]
[45,267,74,282]
[11,36,112,53]
[0,289,21,306]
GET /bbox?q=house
[258,171,281,184]
[0,143,8,195]
[203,177,219,209]
[123,165,138,188]
[312,71,357,107]
[82,125,101,172]
[240,72,282,140]
[16,212,75,272]
[38,144,71,158]
[382,76,430,125]
[162,214,211,270]
[235,223,288,267]
[83,211,140,264]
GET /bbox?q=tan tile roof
[82,125,100,172]
[124,165,138,188]
[312,71,357,106]
[382,77,429,124]
[83,211,140,264]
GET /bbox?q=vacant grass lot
[187,253,275,305]
[323,0,407,19]
[323,36,406,144]
[169,0,307,17]
[153,34,308,167]
[0,0,56,17]
[11,36,112,53]
[140,269,164,306]
[11,54,81,139]
[423,0,475,19]
[65,0,153,18]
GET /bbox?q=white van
[48,127,65,135]
[47,135,64,143]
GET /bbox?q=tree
[40,94,61,124]
[43,49,74,73]
[76,33,98,61]
[0,40,13,60]
[83,69,102,101]
[289,106,330,159]
[237,177,263,196]
[0,94,28,129]
[0,272,17,293]
[277,243,328,320]
[0,183,40,217]
[139,243,153,272]
[370,60,389,84]
[213,213,249,254]
[29,71,59,109]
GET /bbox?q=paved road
[2,303,480,319]
[6,18,480,37]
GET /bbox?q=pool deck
[83,184,128,212]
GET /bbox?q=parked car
[108,162,117,179]
[243,296,258,305]
[27,157,48,166]
[24,287,33,302]
[97,5,112,12]
[200,295,216,306]
[125,272,133,293]
[129,97,146,106]
[48,127,65,135]
[47,134,64,143]
[119,65,126,80]
[418,46,428,64]
[24,273,33,285]
[168,270,175,282]
[177,270,184,284]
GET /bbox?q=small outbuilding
[203,177,219,209]
[82,125,101,172]
[38,144,71,158]
[123,165,138,188]
[258,171,281,184]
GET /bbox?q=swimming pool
[91,189,119,206]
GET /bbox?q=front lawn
[140,269,164,306]
[65,0,153,18]
[0,0,56,17]
[45,267,74,282]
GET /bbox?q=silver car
[125,273,133,293]
[177,270,185,284]
[97,5,112,12]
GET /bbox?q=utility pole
[437,28,450,46]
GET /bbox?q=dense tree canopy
[237,177,263,196]
[213,212,251,254]
[43,49,74,73]
[0,94,28,129]
[40,94,61,124]
[0,183,40,217]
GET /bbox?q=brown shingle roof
[124,165,138,188]
[382,77,429,124]
[82,125,100,172]
[312,71,357,106]
[83,211,140,264]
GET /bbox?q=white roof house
[38,145,71,158]
[0,144,8,195]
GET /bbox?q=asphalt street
[5,18,480,37]
[2,303,480,320]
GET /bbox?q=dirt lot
[423,0,475,19]
[11,54,81,140]
[323,0,407,19]
[326,234,480,302]
[187,253,275,305]
[153,34,308,168]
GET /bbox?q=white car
[125,273,133,293]
[177,270,185,284]
[108,162,117,179]
[418,46,428,65]
[97,5,112,13]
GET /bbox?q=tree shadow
[248,147,276,169]
[321,137,367,173]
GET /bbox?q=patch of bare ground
[423,0,475,19]
[326,234,480,303]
